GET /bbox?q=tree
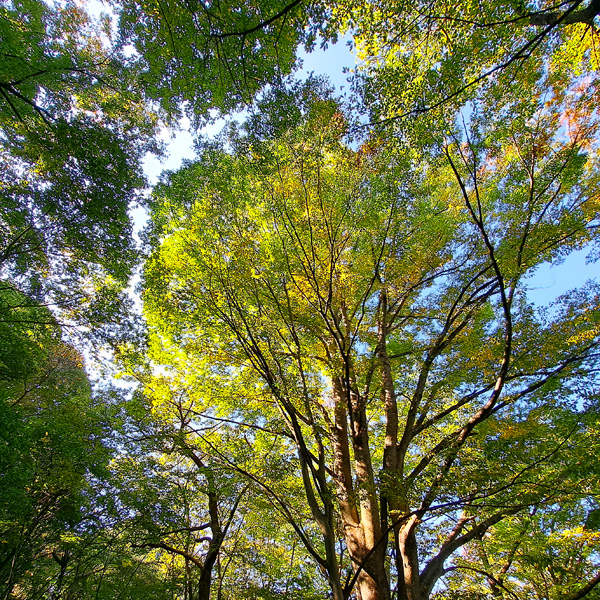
[333,0,600,133]
[112,0,331,124]
[0,294,113,600]
[113,343,334,600]
[142,84,600,600]
[120,432,245,600]
[437,494,600,599]
[0,5,160,588]
[4,1,600,599]
[0,0,159,344]
[111,0,600,131]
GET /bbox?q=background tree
[332,0,600,135]
[0,4,163,593]
[0,296,114,600]
[111,0,334,125]
[113,343,334,600]
[0,0,159,345]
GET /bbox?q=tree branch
[211,0,303,39]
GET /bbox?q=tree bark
[331,378,390,600]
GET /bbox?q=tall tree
[143,86,600,600]
[112,0,331,124]
[114,344,332,600]
[115,408,246,600]
[0,295,113,600]
[334,0,600,132]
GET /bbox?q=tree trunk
[377,304,421,600]
[396,516,421,600]
[331,378,391,600]
[197,566,213,600]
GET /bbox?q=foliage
[143,81,600,599]
[0,293,112,599]
[111,0,333,124]
[3,0,600,599]
[334,0,600,137]
[110,360,332,600]
[0,0,158,341]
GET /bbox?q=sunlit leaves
[142,75,600,597]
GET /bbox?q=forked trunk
[331,378,391,600]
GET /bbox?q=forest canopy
[1,1,599,600]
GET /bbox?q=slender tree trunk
[377,301,421,600]
[197,566,213,600]
[299,445,345,600]
[323,513,345,600]
[290,397,345,600]
[50,551,70,600]
[397,516,421,600]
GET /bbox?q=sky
[138,36,599,312]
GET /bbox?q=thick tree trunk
[331,378,390,600]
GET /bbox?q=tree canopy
[142,79,600,599]
[1,0,600,599]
